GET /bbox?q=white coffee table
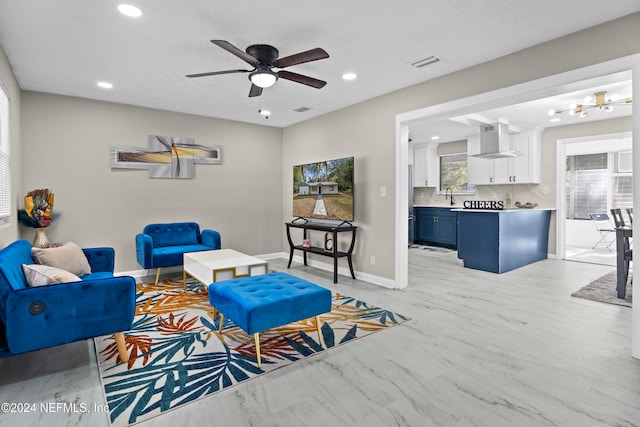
[183,249,269,291]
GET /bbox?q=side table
[285,221,357,283]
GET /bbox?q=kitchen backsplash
[413,184,555,208]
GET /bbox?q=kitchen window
[439,153,469,192]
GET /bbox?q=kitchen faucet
[445,187,455,206]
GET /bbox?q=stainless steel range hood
[472,122,518,159]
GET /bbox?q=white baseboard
[255,252,288,261]
[275,253,399,289]
[115,266,183,283]
[116,252,397,288]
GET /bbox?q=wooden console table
[285,222,357,283]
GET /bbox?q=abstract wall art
[111,135,222,179]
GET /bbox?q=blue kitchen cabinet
[414,207,457,248]
[416,208,436,242]
[456,209,551,273]
[436,211,457,246]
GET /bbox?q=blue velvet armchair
[0,240,136,362]
[136,222,221,285]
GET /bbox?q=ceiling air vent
[410,55,441,68]
[294,107,311,113]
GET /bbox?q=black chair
[621,232,633,287]
[611,209,633,286]
[612,208,633,248]
[627,208,633,224]
[610,208,625,227]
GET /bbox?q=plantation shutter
[0,84,10,220]
[565,153,608,220]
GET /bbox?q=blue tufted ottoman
[208,272,332,368]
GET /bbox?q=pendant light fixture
[548,91,632,118]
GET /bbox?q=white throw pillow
[22,264,82,287]
[31,242,92,276]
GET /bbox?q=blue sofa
[0,240,136,361]
[136,222,221,285]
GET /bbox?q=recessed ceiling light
[97,81,114,89]
[549,118,561,122]
[431,136,440,140]
[259,109,271,116]
[118,4,143,18]
[342,72,357,81]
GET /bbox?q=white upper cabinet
[413,143,438,187]
[468,128,542,185]
[503,128,542,184]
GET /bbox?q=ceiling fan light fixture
[249,68,278,88]
[188,41,329,97]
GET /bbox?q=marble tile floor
[1,250,639,427]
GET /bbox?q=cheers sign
[463,200,504,210]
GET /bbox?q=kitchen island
[454,208,552,273]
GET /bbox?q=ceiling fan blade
[278,70,327,89]
[275,48,329,68]
[211,40,259,66]
[186,69,250,78]
[248,84,263,97]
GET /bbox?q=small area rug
[571,270,632,307]
[409,244,452,253]
[94,276,408,427]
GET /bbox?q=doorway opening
[395,57,638,289]
[558,133,632,266]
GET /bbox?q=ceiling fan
[186,40,329,97]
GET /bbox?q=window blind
[565,152,632,220]
[566,153,608,220]
[0,84,10,219]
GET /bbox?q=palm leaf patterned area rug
[94,277,408,426]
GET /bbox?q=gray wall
[20,92,283,272]
[282,98,397,279]
[0,44,21,247]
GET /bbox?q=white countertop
[413,205,459,208]
[413,205,556,212]
[451,208,555,213]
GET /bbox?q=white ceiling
[0,1,638,130]
[408,71,633,144]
